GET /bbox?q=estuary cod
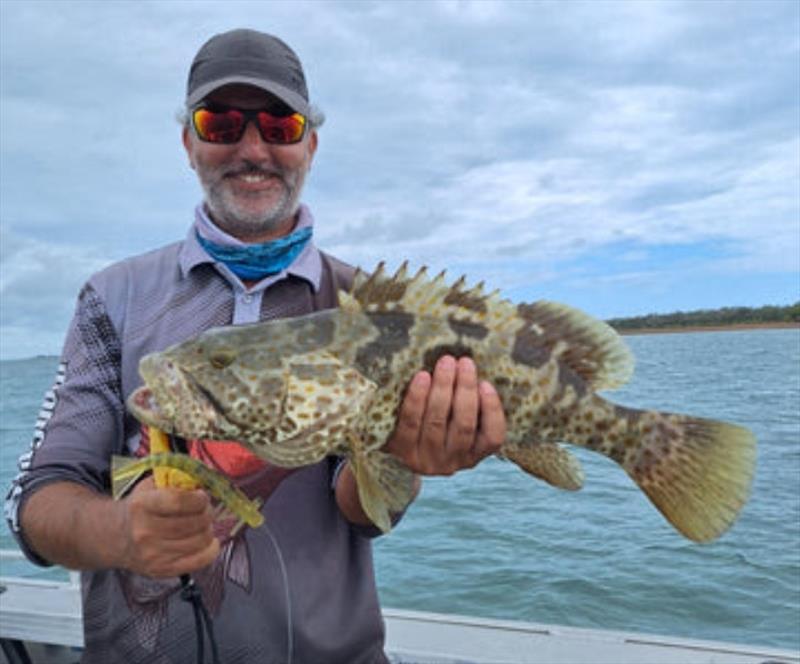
[127,263,756,539]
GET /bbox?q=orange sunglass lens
[192,108,245,144]
[257,112,306,144]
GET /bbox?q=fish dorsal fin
[346,263,632,390]
[347,261,524,336]
[337,289,363,314]
[516,301,634,390]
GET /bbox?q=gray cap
[186,29,310,115]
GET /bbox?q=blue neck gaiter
[196,226,313,281]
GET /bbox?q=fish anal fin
[503,442,584,491]
[621,413,756,542]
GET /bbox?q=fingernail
[438,355,456,371]
[460,356,476,372]
[412,371,431,387]
[479,381,496,396]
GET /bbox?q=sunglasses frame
[191,105,308,146]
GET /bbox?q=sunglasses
[191,106,307,145]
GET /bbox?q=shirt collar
[179,203,322,293]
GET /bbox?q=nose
[236,120,272,161]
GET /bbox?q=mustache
[223,161,286,180]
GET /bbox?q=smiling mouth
[227,167,282,181]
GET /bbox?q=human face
[182,84,318,242]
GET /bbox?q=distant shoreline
[616,322,800,336]
[1,323,798,363]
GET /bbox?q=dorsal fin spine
[347,264,633,391]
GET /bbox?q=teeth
[240,174,267,183]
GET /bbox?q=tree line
[606,302,800,331]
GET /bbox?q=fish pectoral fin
[350,447,417,534]
[502,442,584,491]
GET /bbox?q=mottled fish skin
[127,262,756,540]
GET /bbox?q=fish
[126,262,757,539]
[112,451,265,529]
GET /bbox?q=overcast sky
[1,0,798,360]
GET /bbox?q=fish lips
[127,385,174,433]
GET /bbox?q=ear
[182,126,196,170]
[306,129,319,169]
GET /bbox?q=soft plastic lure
[112,428,264,529]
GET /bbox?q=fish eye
[209,348,236,369]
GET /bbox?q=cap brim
[186,75,310,116]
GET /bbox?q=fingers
[386,355,507,476]
[386,370,431,468]
[447,356,480,463]
[474,381,506,459]
[419,356,459,469]
[138,486,211,518]
[121,481,219,578]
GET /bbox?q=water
[1,330,798,651]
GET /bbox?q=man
[5,29,506,663]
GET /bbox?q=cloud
[1,0,798,358]
[0,227,111,358]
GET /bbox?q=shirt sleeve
[3,282,126,565]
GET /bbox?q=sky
[1,0,798,360]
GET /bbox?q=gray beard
[199,162,307,239]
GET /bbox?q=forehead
[202,84,289,111]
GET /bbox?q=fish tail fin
[620,413,756,542]
[350,448,417,533]
[111,455,149,499]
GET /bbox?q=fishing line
[170,435,221,664]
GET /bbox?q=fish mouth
[127,385,172,431]
[128,356,234,437]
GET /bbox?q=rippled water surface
[1,330,798,650]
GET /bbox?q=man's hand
[384,355,506,475]
[119,477,220,578]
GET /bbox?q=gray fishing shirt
[4,205,392,664]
